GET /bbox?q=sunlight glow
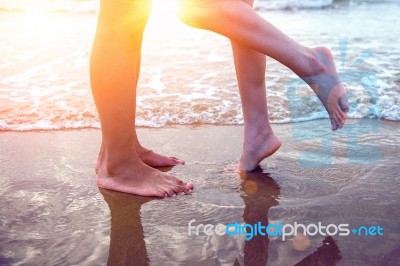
[147,0,184,35]
[19,1,58,30]
[152,0,181,19]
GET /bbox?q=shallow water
[0,1,399,130]
[0,120,399,265]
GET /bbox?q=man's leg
[97,130,185,172]
[96,34,185,169]
[91,0,192,197]
[231,0,281,171]
[133,131,185,167]
[131,51,185,167]
[178,0,350,131]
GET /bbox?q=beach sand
[0,119,399,265]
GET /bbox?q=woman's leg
[178,0,349,131]
[91,0,192,197]
[230,0,281,171]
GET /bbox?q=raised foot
[304,46,350,131]
[97,158,193,198]
[239,131,282,172]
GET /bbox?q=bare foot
[96,144,184,172]
[97,152,193,198]
[239,130,282,172]
[303,47,350,131]
[136,146,185,167]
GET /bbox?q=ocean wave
[0,0,99,14]
[0,0,378,14]
[0,0,399,131]
[0,0,397,14]
[0,106,398,131]
[254,0,334,10]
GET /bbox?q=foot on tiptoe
[239,130,281,172]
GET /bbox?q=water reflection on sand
[0,120,399,265]
[101,168,342,265]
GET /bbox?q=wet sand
[0,119,399,265]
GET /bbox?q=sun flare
[152,0,181,18]
[147,0,184,35]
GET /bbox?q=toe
[339,94,350,113]
[153,188,168,198]
[174,178,193,190]
[185,182,194,190]
[331,118,338,131]
[171,157,185,165]
[335,108,346,124]
[164,188,175,197]
[171,184,185,195]
[154,190,167,198]
[179,183,193,195]
[170,178,193,195]
[331,109,344,126]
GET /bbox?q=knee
[176,0,200,27]
[177,0,219,29]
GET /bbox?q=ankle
[310,46,335,76]
[243,126,275,151]
[98,148,140,176]
[134,143,150,155]
[244,123,273,140]
[299,46,328,79]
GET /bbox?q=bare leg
[178,0,350,130]
[91,0,192,197]
[96,131,184,172]
[100,188,153,266]
[230,0,281,171]
[134,134,185,167]
[132,52,185,167]
[97,130,185,171]
[96,50,184,169]
[239,169,280,265]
